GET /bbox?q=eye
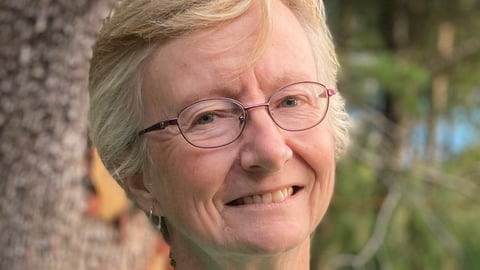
[178,99,245,133]
[189,109,238,128]
[195,112,216,125]
[280,97,299,107]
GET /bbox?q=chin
[230,221,312,255]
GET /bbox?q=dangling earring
[148,205,162,231]
[148,206,153,220]
[169,250,177,267]
[156,215,162,231]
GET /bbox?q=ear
[124,173,158,214]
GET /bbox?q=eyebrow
[179,85,242,106]
[175,71,314,108]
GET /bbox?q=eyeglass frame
[138,81,336,148]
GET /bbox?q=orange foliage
[88,148,129,221]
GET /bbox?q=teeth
[244,196,253,204]
[262,192,273,203]
[272,190,284,203]
[238,187,295,205]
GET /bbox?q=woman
[89,0,349,269]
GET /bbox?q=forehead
[142,0,317,117]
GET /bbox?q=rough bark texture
[0,1,157,269]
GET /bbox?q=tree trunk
[378,0,409,172]
[0,1,158,269]
[427,22,454,164]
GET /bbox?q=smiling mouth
[226,186,302,206]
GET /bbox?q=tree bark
[0,1,157,269]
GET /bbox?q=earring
[148,205,162,231]
[169,250,177,267]
[156,214,162,231]
[148,206,153,220]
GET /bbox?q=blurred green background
[311,1,480,269]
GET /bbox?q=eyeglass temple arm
[138,119,178,136]
[327,89,336,96]
[318,89,336,98]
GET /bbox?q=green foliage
[344,52,430,116]
[313,1,480,269]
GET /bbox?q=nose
[239,106,293,173]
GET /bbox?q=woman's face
[140,0,335,257]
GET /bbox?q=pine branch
[328,184,402,270]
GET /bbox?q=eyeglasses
[139,81,336,148]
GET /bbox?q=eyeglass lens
[176,82,330,148]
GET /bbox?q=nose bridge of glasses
[242,102,273,122]
[243,102,270,112]
[238,101,283,132]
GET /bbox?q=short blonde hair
[88,0,349,186]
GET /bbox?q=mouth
[226,186,303,206]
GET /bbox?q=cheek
[291,124,336,219]
[309,126,335,193]
[312,128,336,217]
[147,143,234,212]
[294,123,335,175]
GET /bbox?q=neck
[170,235,311,270]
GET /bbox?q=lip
[225,185,303,207]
